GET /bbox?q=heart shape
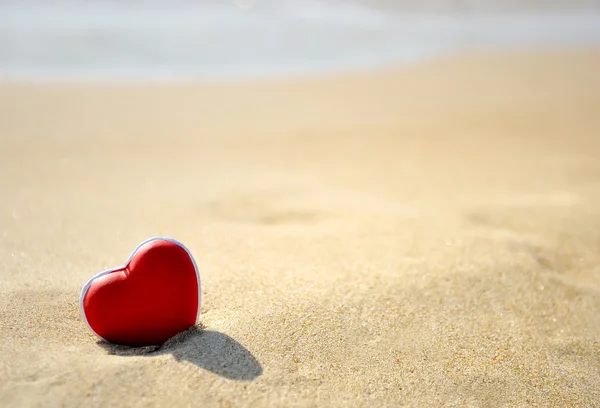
[80,237,201,347]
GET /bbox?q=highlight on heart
[79,237,201,347]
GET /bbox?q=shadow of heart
[97,325,263,381]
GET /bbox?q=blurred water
[1,2,600,81]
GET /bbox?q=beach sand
[1,50,600,407]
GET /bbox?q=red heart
[80,237,201,347]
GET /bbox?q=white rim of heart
[79,237,202,343]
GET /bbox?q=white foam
[1,2,600,81]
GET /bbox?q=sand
[1,50,600,407]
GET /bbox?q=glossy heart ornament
[80,237,201,347]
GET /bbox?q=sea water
[1,1,600,81]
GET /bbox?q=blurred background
[2,2,600,407]
[2,0,600,81]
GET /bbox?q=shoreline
[2,8,600,82]
[1,46,600,85]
